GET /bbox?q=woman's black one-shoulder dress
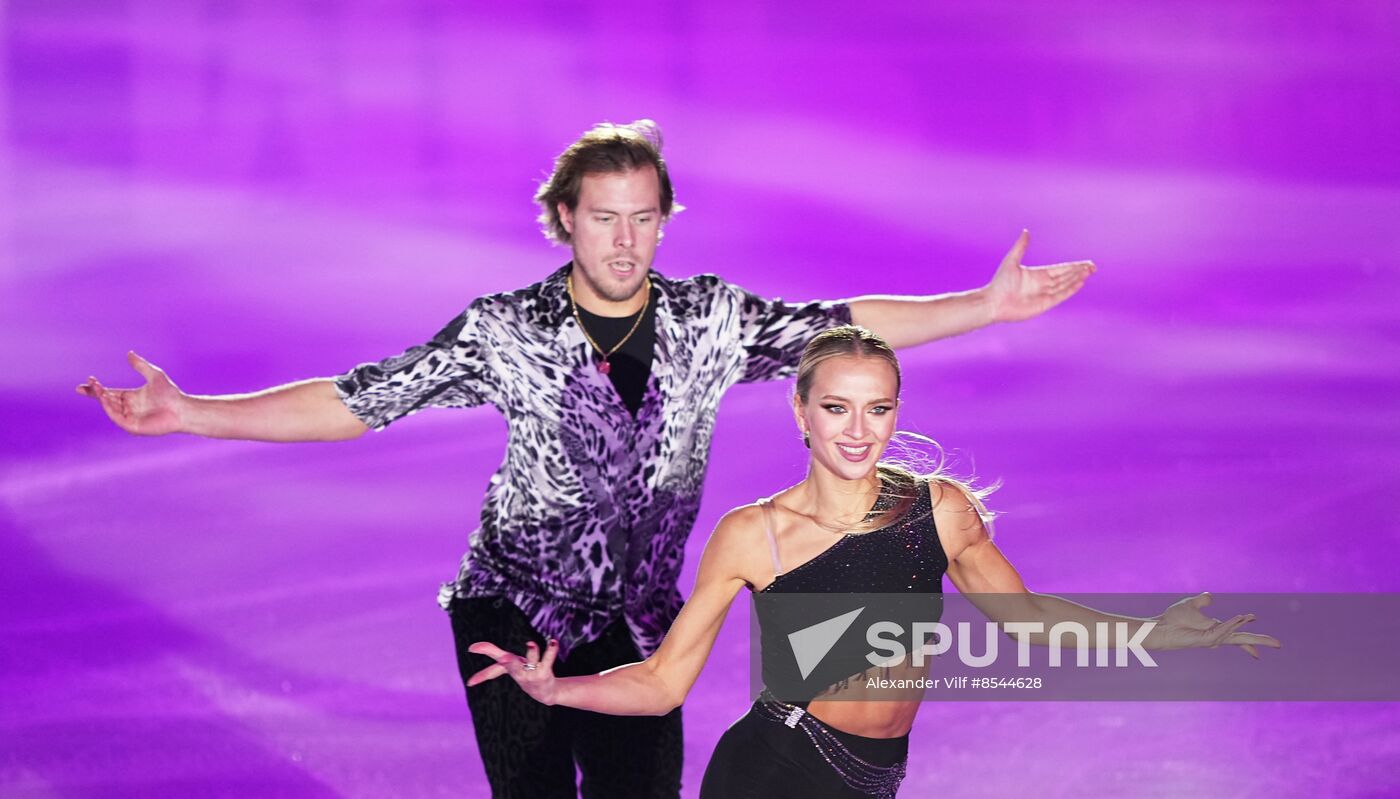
[699,478,949,799]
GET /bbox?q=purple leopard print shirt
[335,265,850,657]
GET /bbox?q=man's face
[559,166,662,310]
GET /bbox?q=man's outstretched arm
[77,351,368,442]
[848,230,1095,349]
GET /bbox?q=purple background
[3,2,1399,797]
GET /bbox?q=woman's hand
[466,639,562,705]
[1149,592,1282,658]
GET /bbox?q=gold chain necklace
[566,272,651,375]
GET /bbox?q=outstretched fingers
[1226,630,1281,652]
[466,641,517,686]
[466,662,509,687]
[467,641,512,662]
[1016,260,1093,313]
[86,379,133,429]
[1041,275,1089,309]
[1049,262,1093,288]
[1206,614,1283,657]
[1033,260,1096,282]
[465,639,559,687]
[1205,614,1254,647]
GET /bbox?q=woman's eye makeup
[820,404,892,414]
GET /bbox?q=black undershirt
[573,285,657,416]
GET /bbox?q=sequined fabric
[759,477,948,597]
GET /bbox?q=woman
[468,325,1279,798]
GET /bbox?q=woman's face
[795,355,900,481]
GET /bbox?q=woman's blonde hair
[794,325,900,405]
[794,325,997,535]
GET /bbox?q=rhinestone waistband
[754,693,907,799]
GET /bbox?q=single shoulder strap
[760,498,784,577]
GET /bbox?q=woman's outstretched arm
[932,480,1280,656]
[466,505,761,715]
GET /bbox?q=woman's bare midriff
[806,697,920,739]
[802,661,930,738]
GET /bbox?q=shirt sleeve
[333,300,495,430]
[729,281,853,384]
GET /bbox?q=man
[79,120,1094,798]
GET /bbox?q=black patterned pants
[450,596,684,798]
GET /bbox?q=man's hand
[78,358,365,442]
[984,230,1096,324]
[77,351,185,436]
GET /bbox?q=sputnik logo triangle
[788,606,865,680]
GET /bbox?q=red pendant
[598,359,611,375]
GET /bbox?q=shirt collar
[536,263,573,329]
[541,262,676,331]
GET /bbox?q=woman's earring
[802,430,811,449]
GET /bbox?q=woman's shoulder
[716,500,768,528]
[706,499,776,554]
[923,476,993,551]
[696,499,784,589]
